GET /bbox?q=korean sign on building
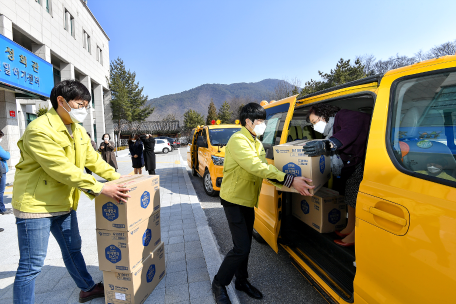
[0,34,53,99]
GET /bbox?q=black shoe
[79,282,104,303]
[0,228,4,232]
[0,209,12,215]
[212,277,231,304]
[235,279,263,300]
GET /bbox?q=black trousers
[216,204,255,286]
[148,170,155,175]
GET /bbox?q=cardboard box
[273,140,331,195]
[292,187,346,233]
[103,242,166,304]
[95,175,160,231]
[97,210,161,273]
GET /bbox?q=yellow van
[254,55,456,303]
[187,123,241,196]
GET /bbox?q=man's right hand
[101,183,131,203]
[292,177,315,196]
[100,146,105,149]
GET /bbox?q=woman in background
[98,133,118,171]
[140,134,156,175]
[129,134,144,174]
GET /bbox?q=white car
[155,139,171,154]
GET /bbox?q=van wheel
[162,148,170,154]
[253,229,266,244]
[203,170,219,197]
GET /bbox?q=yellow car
[187,123,241,196]
[254,55,456,303]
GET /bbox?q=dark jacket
[140,135,156,171]
[331,109,371,168]
[129,140,144,168]
[98,140,118,170]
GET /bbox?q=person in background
[0,130,11,215]
[84,132,97,175]
[98,133,118,171]
[140,134,156,175]
[212,103,314,304]
[303,104,370,247]
[129,134,144,174]
[12,80,130,304]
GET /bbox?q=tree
[270,77,301,101]
[183,109,205,130]
[110,57,154,144]
[228,96,254,123]
[162,114,176,121]
[217,101,232,124]
[35,104,48,117]
[299,58,366,97]
[206,99,217,125]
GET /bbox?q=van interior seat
[296,126,303,139]
[288,126,297,142]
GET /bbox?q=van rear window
[388,70,456,186]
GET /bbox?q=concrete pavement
[0,148,239,304]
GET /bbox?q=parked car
[187,124,241,196]
[156,136,180,150]
[154,138,171,154]
[254,55,456,304]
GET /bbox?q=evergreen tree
[183,109,205,130]
[206,99,217,125]
[162,114,177,121]
[217,101,232,124]
[35,104,48,117]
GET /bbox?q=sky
[88,0,456,99]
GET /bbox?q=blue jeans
[0,173,6,212]
[13,210,95,304]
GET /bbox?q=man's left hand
[303,140,330,157]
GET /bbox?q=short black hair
[102,133,111,140]
[306,104,341,123]
[50,80,91,110]
[240,103,266,126]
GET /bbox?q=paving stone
[166,243,185,253]
[167,260,187,273]
[184,234,200,242]
[166,270,188,287]
[169,236,184,245]
[187,257,207,270]
[145,287,165,304]
[185,249,204,261]
[185,241,202,251]
[167,251,186,262]
[189,280,212,300]
[168,230,184,237]
[169,224,184,231]
[187,267,210,284]
[165,283,189,303]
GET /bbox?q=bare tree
[427,41,456,58]
[269,77,302,101]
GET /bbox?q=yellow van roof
[206,124,241,130]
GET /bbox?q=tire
[252,229,266,244]
[162,148,170,154]
[203,170,219,197]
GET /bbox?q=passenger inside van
[302,104,371,247]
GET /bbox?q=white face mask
[104,137,109,140]
[313,120,327,134]
[62,99,88,123]
[0,138,3,143]
[132,140,136,142]
[253,122,266,136]
[427,165,442,174]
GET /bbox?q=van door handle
[369,207,407,227]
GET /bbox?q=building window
[35,0,40,4]
[93,124,97,143]
[83,31,91,53]
[53,67,61,86]
[26,113,37,126]
[91,89,95,108]
[46,0,50,13]
[96,46,103,65]
[64,9,74,37]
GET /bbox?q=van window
[389,71,456,185]
[209,128,241,146]
[260,103,290,159]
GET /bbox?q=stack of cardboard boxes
[273,140,347,233]
[95,175,165,304]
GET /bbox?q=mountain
[146,79,281,122]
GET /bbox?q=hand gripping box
[97,210,161,273]
[103,242,166,304]
[95,175,160,231]
[292,187,346,233]
[273,140,331,195]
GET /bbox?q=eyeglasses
[73,101,91,110]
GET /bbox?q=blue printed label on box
[141,191,151,209]
[143,229,151,246]
[328,208,341,224]
[105,245,122,263]
[319,155,325,174]
[146,264,156,283]
[301,200,309,214]
[283,162,301,177]
[102,202,119,222]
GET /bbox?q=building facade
[0,0,113,183]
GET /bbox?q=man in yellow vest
[12,80,130,304]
